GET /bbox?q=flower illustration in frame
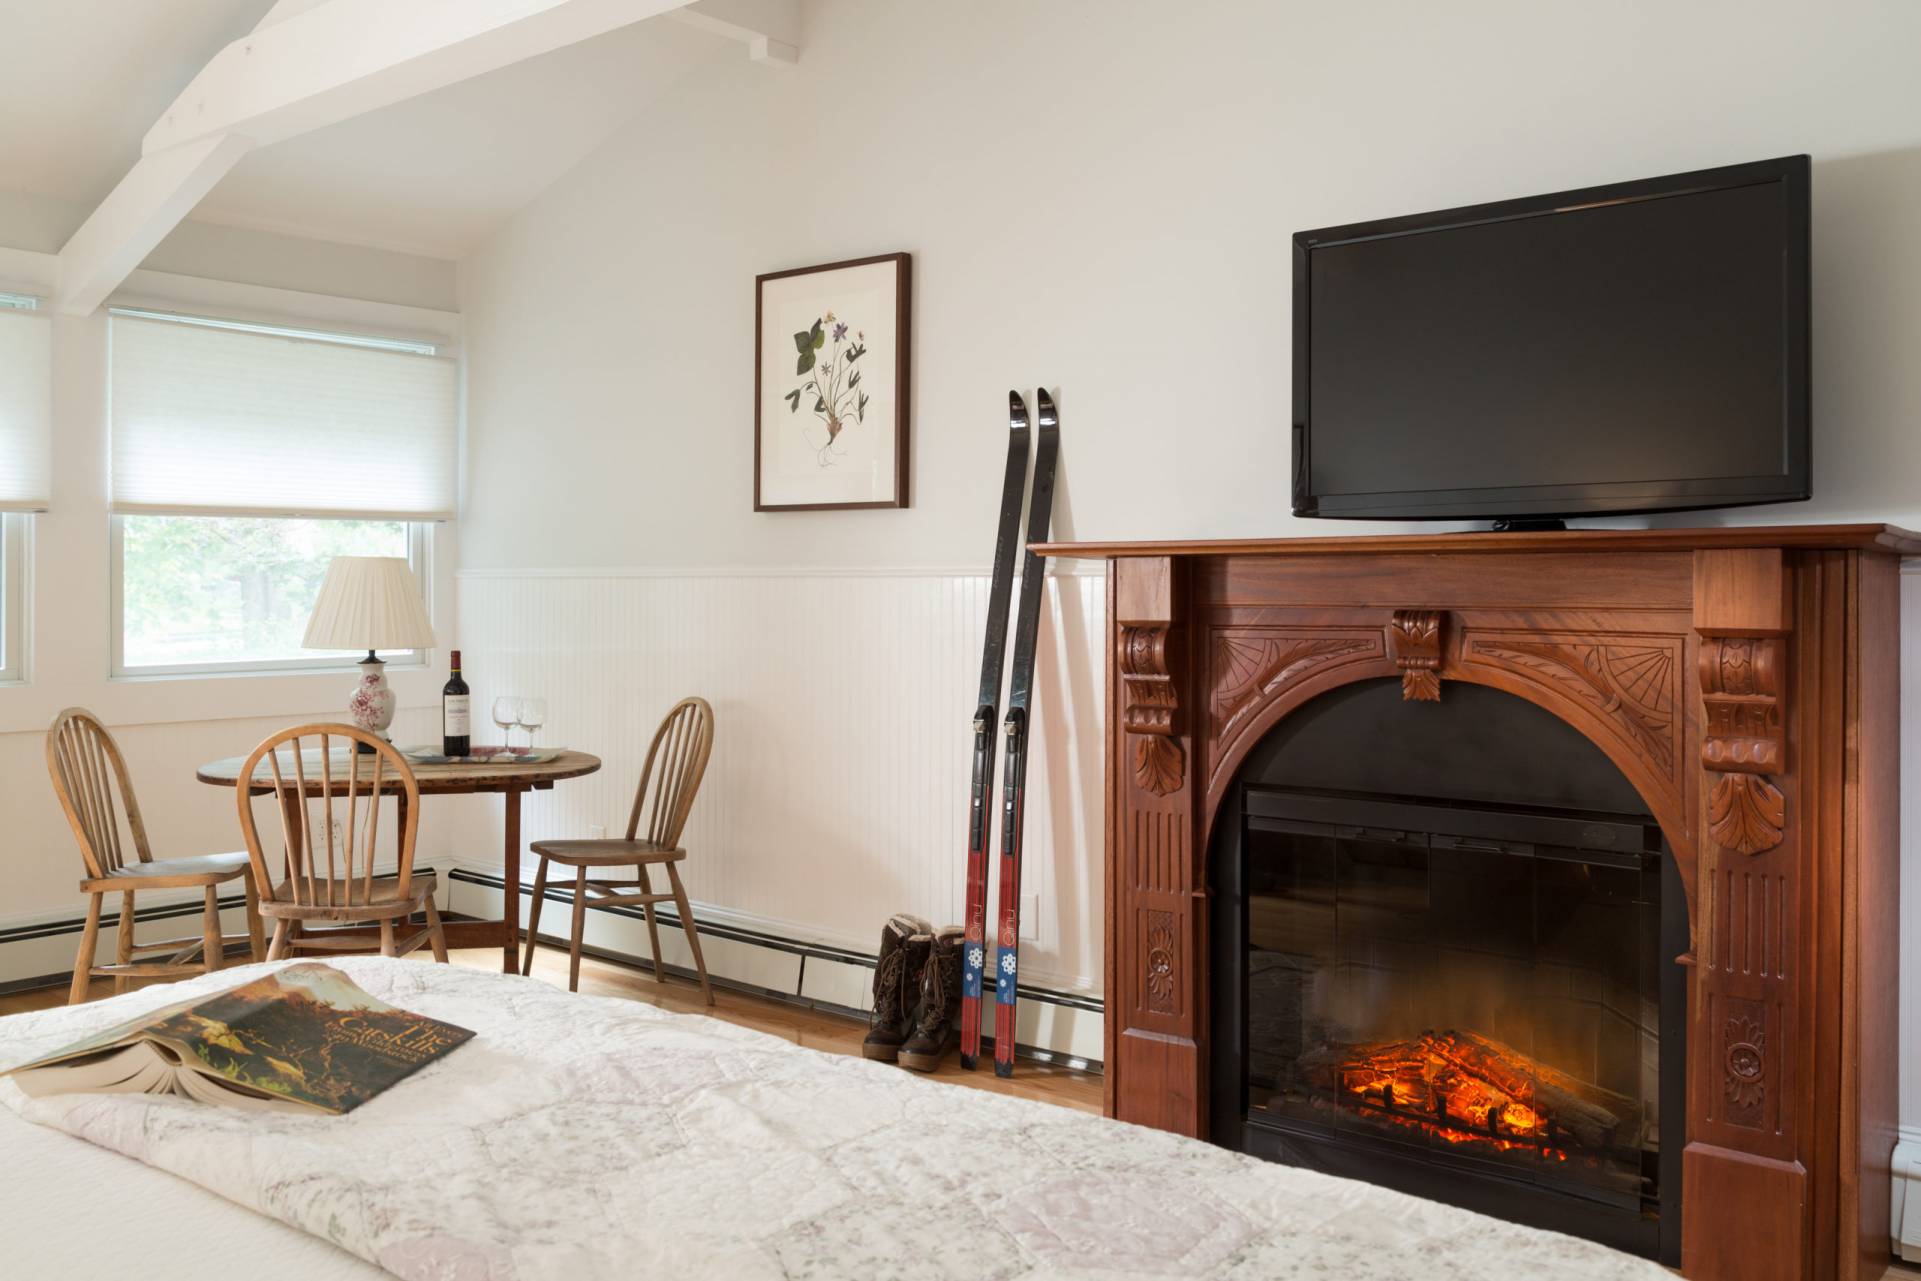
[755,253,910,510]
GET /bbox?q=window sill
[110,659,427,683]
[0,663,444,736]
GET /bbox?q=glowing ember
[1307,1029,1628,1161]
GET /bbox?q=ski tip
[1008,389,1029,430]
[1035,387,1057,427]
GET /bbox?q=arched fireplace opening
[1206,677,1688,1263]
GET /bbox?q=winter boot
[899,926,964,1072]
[862,914,934,1062]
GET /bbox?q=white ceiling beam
[56,0,696,312]
[56,135,253,315]
[671,0,800,64]
[143,0,697,156]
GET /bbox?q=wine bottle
[442,650,471,756]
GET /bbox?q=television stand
[1489,518,1567,532]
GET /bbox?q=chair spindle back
[233,724,421,907]
[625,697,715,850]
[46,708,153,880]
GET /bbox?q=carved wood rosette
[1390,609,1444,701]
[1143,909,1177,1014]
[1721,1000,1769,1128]
[1698,636,1786,855]
[1119,625,1183,796]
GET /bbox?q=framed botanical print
[755,252,910,510]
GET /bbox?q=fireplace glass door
[1242,784,1671,1227]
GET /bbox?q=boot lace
[870,945,915,1026]
[913,950,959,1038]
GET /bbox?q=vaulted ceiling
[0,0,272,210]
[0,0,739,260]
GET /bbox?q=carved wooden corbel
[1390,610,1444,701]
[1120,625,1183,795]
[1116,557,1186,799]
[1692,549,1790,858]
[1699,635,1785,854]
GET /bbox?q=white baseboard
[1894,1126,1921,1260]
[443,865,1105,1068]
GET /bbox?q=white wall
[456,0,1921,1003]
[0,240,461,957]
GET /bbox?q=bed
[0,958,1672,1280]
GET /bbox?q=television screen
[1292,156,1810,522]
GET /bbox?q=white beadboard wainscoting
[444,564,1109,1043]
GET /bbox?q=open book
[2,964,473,1114]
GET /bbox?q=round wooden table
[196,748,601,973]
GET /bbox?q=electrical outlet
[588,824,606,839]
[1020,893,1040,942]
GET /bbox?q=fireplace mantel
[1036,524,1915,1281]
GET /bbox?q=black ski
[959,392,1031,1070]
[993,388,1059,1078]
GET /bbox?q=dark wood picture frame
[754,252,911,511]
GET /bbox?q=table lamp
[302,556,437,748]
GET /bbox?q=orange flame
[1331,1043,1570,1161]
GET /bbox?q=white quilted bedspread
[0,958,1671,1280]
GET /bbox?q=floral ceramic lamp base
[346,652,396,752]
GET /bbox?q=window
[0,512,26,682]
[0,291,49,682]
[113,515,429,674]
[108,308,456,676]
[0,293,49,511]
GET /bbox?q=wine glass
[518,698,547,752]
[492,696,519,753]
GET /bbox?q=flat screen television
[1292,155,1810,524]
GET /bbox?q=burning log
[1424,1031,1629,1151]
[1301,1029,1634,1156]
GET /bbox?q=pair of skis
[959,389,1059,1077]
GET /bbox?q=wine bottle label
[444,695,471,736]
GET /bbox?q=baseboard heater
[448,867,1104,1072]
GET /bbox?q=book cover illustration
[6,963,474,1114]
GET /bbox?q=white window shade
[110,312,457,520]
[0,306,52,512]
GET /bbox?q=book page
[10,1043,175,1098]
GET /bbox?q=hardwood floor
[0,944,1104,1116]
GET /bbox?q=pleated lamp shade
[302,556,437,652]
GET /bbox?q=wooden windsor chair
[523,697,715,997]
[232,724,448,962]
[46,707,265,1005]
